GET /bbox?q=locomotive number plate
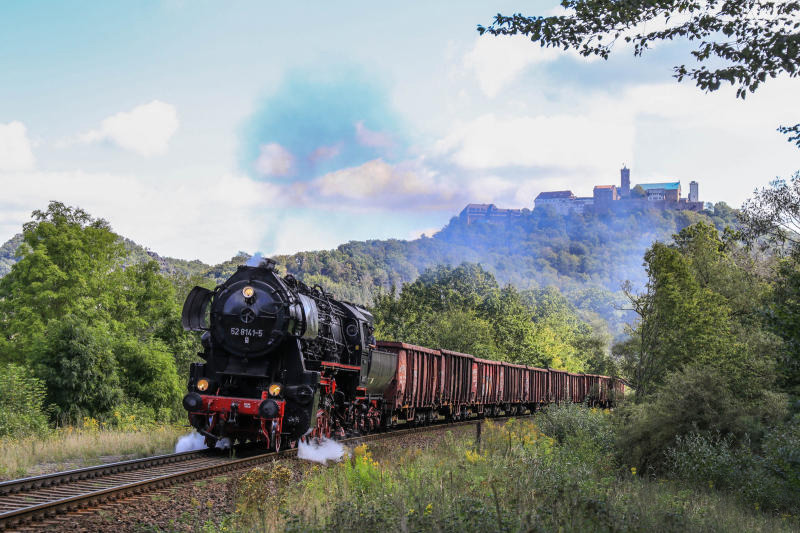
[230,328,265,337]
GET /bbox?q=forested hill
[0,202,738,333]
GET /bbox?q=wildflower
[425,503,433,515]
[354,443,368,457]
[206,500,214,509]
[707,481,713,489]
[630,467,637,476]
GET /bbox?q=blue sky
[0,1,797,263]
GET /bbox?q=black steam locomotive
[181,259,396,450]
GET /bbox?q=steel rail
[0,416,520,531]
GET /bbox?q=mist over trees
[372,263,614,373]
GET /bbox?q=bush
[615,364,787,473]
[115,337,182,414]
[665,423,800,513]
[0,363,49,438]
[536,402,614,451]
[35,316,122,421]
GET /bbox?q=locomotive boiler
[180,259,396,449]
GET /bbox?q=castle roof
[594,185,616,190]
[636,182,680,191]
[535,190,574,199]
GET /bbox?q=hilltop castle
[461,166,703,223]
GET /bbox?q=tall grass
[0,424,185,479]
[212,409,798,533]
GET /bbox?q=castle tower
[620,165,630,198]
[689,181,699,202]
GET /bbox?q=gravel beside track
[1,418,502,532]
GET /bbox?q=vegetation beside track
[0,412,184,480]
[164,406,798,533]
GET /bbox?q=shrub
[665,424,800,514]
[34,316,122,421]
[536,402,614,450]
[0,363,49,438]
[615,364,787,473]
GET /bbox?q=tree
[372,263,609,372]
[739,171,800,251]
[738,173,800,393]
[35,316,122,421]
[0,202,125,364]
[478,1,800,147]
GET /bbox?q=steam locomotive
[181,259,623,450]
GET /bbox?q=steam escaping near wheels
[297,437,348,464]
[215,438,232,450]
[175,432,208,453]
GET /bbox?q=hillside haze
[0,202,738,335]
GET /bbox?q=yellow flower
[630,467,637,476]
[424,503,433,515]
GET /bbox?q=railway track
[0,417,502,531]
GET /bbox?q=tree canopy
[478,0,800,147]
[0,202,194,421]
[373,263,614,373]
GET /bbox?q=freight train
[181,259,624,449]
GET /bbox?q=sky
[0,2,798,264]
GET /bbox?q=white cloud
[435,110,635,173]
[256,143,295,177]
[0,169,281,264]
[463,35,599,98]
[0,121,35,171]
[308,158,459,209]
[69,100,179,156]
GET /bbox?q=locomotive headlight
[242,286,255,299]
[268,383,282,397]
[196,378,210,392]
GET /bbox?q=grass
[196,410,799,533]
[0,424,186,479]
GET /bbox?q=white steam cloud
[175,432,208,453]
[297,437,348,464]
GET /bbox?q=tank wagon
[181,259,624,449]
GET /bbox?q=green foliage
[665,425,800,513]
[114,337,181,412]
[536,402,614,451]
[34,316,122,421]
[373,263,614,372]
[0,363,49,437]
[620,221,778,397]
[615,364,788,473]
[0,202,189,421]
[223,415,799,533]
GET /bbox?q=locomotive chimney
[259,257,277,271]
